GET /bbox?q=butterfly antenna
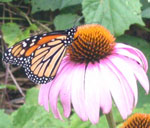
[74,16,84,26]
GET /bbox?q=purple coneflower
[121,113,150,128]
[38,24,149,124]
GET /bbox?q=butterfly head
[63,27,77,46]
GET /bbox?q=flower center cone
[67,24,116,63]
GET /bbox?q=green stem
[136,24,150,32]
[7,3,32,25]
[0,17,24,21]
[105,110,116,128]
[31,19,52,32]
[7,3,52,32]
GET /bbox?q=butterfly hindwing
[3,27,76,84]
[25,38,67,84]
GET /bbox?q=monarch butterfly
[3,27,76,84]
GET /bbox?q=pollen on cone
[121,113,150,128]
[67,24,116,63]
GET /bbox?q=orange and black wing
[3,28,76,84]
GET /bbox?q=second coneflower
[38,24,149,124]
[121,113,150,128]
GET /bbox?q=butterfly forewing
[28,40,66,84]
[3,27,76,84]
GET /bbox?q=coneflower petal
[59,60,75,118]
[70,63,88,121]
[103,58,133,119]
[59,80,72,118]
[98,62,112,113]
[84,63,103,124]
[115,43,148,71]
[122,57,149,94]
[48,61,73,120]
[114,48,142,66]
[108,55,138,106]
[38,83,52,111]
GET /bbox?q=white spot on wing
[30,42,34,46]
[43,33,47,36]
[32,39,36,42]
[22,42,27,47]
[8,49,12,52]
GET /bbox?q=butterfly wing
[3,28,76,84]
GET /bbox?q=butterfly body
[3,27,76,84]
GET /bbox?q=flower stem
[105,110,116,128]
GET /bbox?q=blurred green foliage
[82,0,144,36]
[54,13,80,30]
[1,23,37,46]
[0,88,109,128]
[0,0,150,127]
[31,0,82,13]
[0,109,12,128]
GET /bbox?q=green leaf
[12,87,69,128]
[2,23,23,46]
[1,23,31,47]
[60,0,82,9]
[25,88,39,105]
[0,110,12,128]
[12,105,49,128]
[142,7,150,18]
[69,112,109,128]
[23,24,38,37]
[140,0,150,10]
[31,0,61,13]
[82,0,144,36]
[134,103,150,113]
[54,13,80,30]
[31,0,82,13]
[0,0,12,2]
[12,105,69,128]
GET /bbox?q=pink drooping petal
[84,63,101,124]
[38,83,52,111]
[38,84,46,105]
[120,56,149,94]
[70,63,88,121]
[114,48,142,66]
[59,60,76,118]
[98,65,112,114]
[102,57,134,119]
[108,55,138,106]
[48,61,74,120]
[115,43,148,71]
[85,62,112,124]
[59,79,72,118]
